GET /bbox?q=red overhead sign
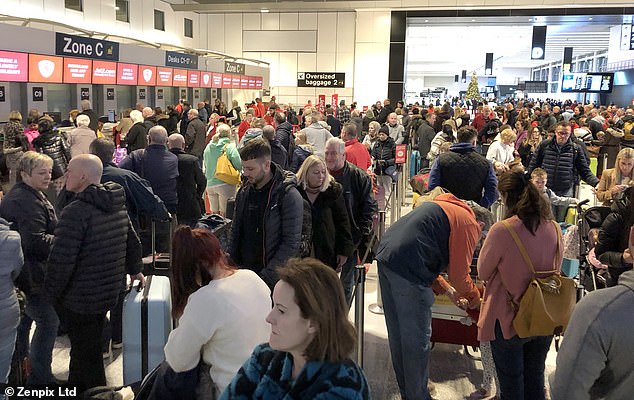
[172,69,188,86]
[187,70,200,87]
[240,75,249,89]
[248,76,256,89]
[222,74,232,88]
[138,65,157,86]
[255,77,263,89]
[92,60,117,85]
[28,54,63,83]
[157,67,173,86]
[231,74,241,89]
[0,51,28,82]
[212,72,222,88]
[200,72,212,87]
[63,57,92,84]
[117,63,138,85]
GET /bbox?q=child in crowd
[531,168,578,207]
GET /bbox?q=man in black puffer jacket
[529,121,599,220]
[229,138,303,289]
[44,155,144,393]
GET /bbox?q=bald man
[168,133,206,227]
[44,154,143,393]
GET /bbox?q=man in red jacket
[238,109,255,142]
[254,98,266,119]
[342,123,371,171]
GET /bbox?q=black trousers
[60,307,107,394]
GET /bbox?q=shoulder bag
[214,144,240,186]
[501,219,576,338]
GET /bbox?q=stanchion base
[368,303,384,315]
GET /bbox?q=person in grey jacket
[0,217,23,385]
[301,111,333,158]
[185,108,207,160]
[551,266,634,400]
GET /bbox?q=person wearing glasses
[528,121,598,221]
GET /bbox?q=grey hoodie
[551,269,634,400]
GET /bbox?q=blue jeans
[490,321,553,400]
[379,262,434,400]
[339,250,358,308]
[24,294,59,384]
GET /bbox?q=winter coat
[0,217,23,314]
[551,269,634,400]
[371,137,396,175]
[229,163,303,288]
[44,182,143,314]
[344,138,371,171]
[120,144,179,212]
[185,118,207,159]
[428,142,498,208]
[298,181,354,269]
[362,116,375,133]
[170,149,206,222]
[66,125,97,158]
[326,115,342,137]
[32,130,71,180]
[595,188,633,286]
[270,138,288,170]
[124,122,148,152]
[331,161,378,248]
[143,116,157,132]
[290,144,312,173]
[416,120,436,156]
[275,121,293,153]
[2,121,28,155]
[0,182,57,295]
[101,162,169,231]
[301,123,333,158]
[203,137,242,187]
[528,137,599,195]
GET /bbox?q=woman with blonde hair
[595,147,634,206]
[362,120,381,151]
[486,128,517,174]
[296,155,353,271]
[203,123,241,216]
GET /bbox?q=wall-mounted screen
[28,54,63,83]
[172,69,188,86]
[200,72,212,88]
[212,73,223,88]
[92,60,117,84]
[63,57,92,84]
[187,70,200,87]
[138,65,157,86]
[157,67,173,86]
[117,63,138,85]
[1,51,28,81]
[561,72,614,93]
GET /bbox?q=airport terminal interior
[1,0,634,399]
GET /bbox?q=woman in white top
[486,127,517,174]
[163,226,271,397]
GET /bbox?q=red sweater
[344,138,371,171]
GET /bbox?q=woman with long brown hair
[477,171,562,400]
[163,226,271,397]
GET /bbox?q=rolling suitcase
[122,275,172,385]
[141,217,177,277]
[409,150,421,177]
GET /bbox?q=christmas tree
[466,72,481,101]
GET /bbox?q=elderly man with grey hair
[324,137,377,306]
[66,114,97,158]
[142,106,157,131]
[300,110,332,158]
[120,126,178,253]
[78,99,99,132]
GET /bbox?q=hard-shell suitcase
[122,275,172,385]
[141,217,177,277]
[409,150,421,178]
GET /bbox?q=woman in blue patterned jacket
[220,258,370,399]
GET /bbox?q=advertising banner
[28,54,62,83]
[317,94,326,113]
[172,69,188,86]
[157,67,173,86]
[117,63,138,85]
[92,60,117,85]
[138,65,157,86]
[63,57,92,84]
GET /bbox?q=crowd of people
[1,94,633,400]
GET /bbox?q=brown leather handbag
[502,220,576,338]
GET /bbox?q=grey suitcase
[122,275,172,384]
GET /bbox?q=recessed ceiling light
[588,17,593,20]
[115,6,120,10]
[424,19,429,22]
[471,19,476,22]
[260,8,269,13]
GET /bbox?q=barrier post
[396,167,402,221]
[369,211,386,315]
[390,180,397,225]
[354,263,366,367]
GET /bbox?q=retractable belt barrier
[369,211,387,316]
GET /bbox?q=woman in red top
[477,171,562,400]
